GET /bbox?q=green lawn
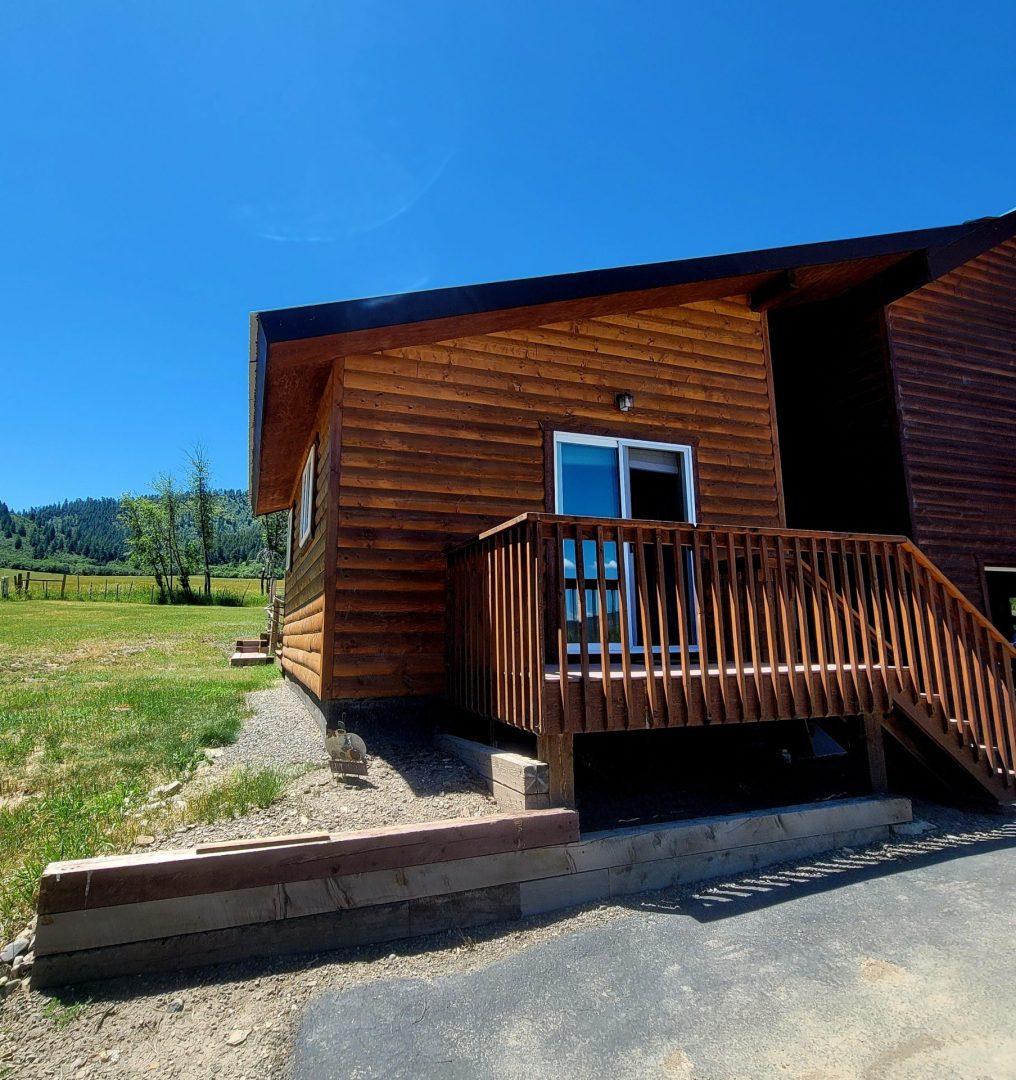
[0,601,281,940]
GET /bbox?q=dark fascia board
[249,314,268,513]
[256,220,981,346]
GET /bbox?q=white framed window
[552,431,696,524]
[552,431,697,656]
[298,444,315,546]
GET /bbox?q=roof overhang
[249,210,1016,515]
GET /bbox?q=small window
[298,445,315,546]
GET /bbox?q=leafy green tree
[188,445,218,597]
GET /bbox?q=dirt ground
[1,684,1013,1079]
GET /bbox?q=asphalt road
[293,832,1016,1080]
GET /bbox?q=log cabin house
[249,209,1016,814]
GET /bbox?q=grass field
[0,601,282,940]
[0,568,279,606]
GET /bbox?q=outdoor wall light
[615,390,635,413]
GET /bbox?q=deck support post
[537,733,576,808]
[862,712,889,794]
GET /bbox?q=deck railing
[446,514,1016,795]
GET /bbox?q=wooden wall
[887,236,1016,607]
[280,375,333,697]
[331,297,782,700]
[769,297,911,537]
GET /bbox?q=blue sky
[2,1,1014,509]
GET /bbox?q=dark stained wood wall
[331,297,783,700]
[769,297,911,537]
[887,236,1016,607]
[280,374,333,697]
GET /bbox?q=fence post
[150,584,155,604]
[104,579,109,600]
[127,582,133,601]
[1,577,7,600]
[116,583,120,601]
[25,572,31,596]
[89,582,93,600]
[44,580,49,599]
[61,574,67,599]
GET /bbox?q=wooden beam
[537,733,576,808]
[750,270,800,312]
[863,712,889,794]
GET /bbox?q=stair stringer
[888,689,1016,804]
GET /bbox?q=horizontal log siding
[333,297,781,700]
[280,594,325,698]
[887,237,1016,607]
[281,386,332,697]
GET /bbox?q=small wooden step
[230,652,274,667]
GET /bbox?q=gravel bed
[141,684,497,852]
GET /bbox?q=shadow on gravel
[631,819,1016,924]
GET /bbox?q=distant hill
[0,490,268,577]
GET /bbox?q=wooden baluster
[879,543,908,703]
[514,527,527,729]
[966,609,998,777]
[932,575,965,748]
[833,539,864,715]
[594,525,614,730]
[742,532,767,720]
[615,522,634,729]
[554,524,569,731]
[653,530,676,727]
[950,593,981,762]
[724,532,749,722]
[848,540,877,714]
[998,639,1016,787]
[574,527,592,733]
[790,537,816,717]
[707,531,731,722]
[634,528,659,725]
[819,538,849,715]
[806,538,831,716]
[981,631,1010,784]
[903,550,936,724]
[505,530,516,726]
[532,520,547,735]
[775,536,805,717]
[860,541,890,713]
[913,554,949,735]
[671,529,695,725]
[691,530,715,723]
[757,535,784,719]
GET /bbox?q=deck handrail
[446,515,1016,797]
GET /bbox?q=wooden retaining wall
[32,797,909,987]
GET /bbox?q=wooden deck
[447,514,1016,801]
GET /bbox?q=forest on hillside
[0,490,275,577]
